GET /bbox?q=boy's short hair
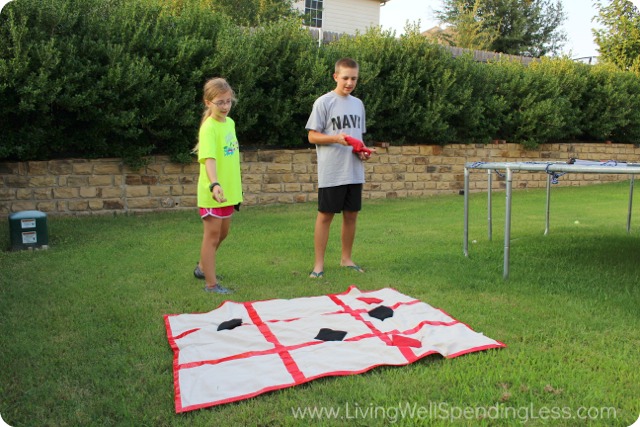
[335,58,359,73]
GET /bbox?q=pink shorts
[199,206,234,219]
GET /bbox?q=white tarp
[164,286,505,413]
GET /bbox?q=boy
[305,57,374,278]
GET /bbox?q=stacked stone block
[1,142,638,216]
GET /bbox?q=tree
[435,0,567,57]
[209,0,301,27]
[435,0,499,50]
[150,0,301,26]
[593,0,640,73]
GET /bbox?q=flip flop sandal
[343,265,365,273]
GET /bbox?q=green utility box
[8,210,49,251]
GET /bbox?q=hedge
[1,0,639,166]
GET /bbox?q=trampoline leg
[504,168,512,280]
[628,175,634,234]
[545,174,551,236]
[464,167,470,257]
[488,170,493,241]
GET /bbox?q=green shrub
[579,63,640,143]
[1,0,639,164]
[206,20,319,147]
[442,53,500,144]
[489,59,567,148]
[0,0,228,163]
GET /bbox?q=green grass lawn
[1,182,639,426]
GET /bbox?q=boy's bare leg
[340,210,361,269]
[312,211,334,274]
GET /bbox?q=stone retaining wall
[1,142,638,217]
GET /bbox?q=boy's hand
[335,133,349,146]
[344,136,375,157]
[358,149,376,161]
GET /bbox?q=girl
[193,78,242,294]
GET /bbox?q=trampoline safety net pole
[504,168,513,280]
[464,166,470,256]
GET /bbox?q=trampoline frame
[463,161,640,279]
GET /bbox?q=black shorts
[318,184,362,213]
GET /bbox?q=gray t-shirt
[305,91,367,188]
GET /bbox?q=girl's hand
[213,186,227,203]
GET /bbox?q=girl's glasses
[211,100,233,108]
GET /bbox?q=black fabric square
[314,328,347,342]
[368,305,393,321]
[217,318,243,331]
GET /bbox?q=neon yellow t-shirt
[197,117,243,208]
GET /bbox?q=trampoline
[463,160,640,279]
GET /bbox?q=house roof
[421,26,455,45]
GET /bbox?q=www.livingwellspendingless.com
[291,401,619,424]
